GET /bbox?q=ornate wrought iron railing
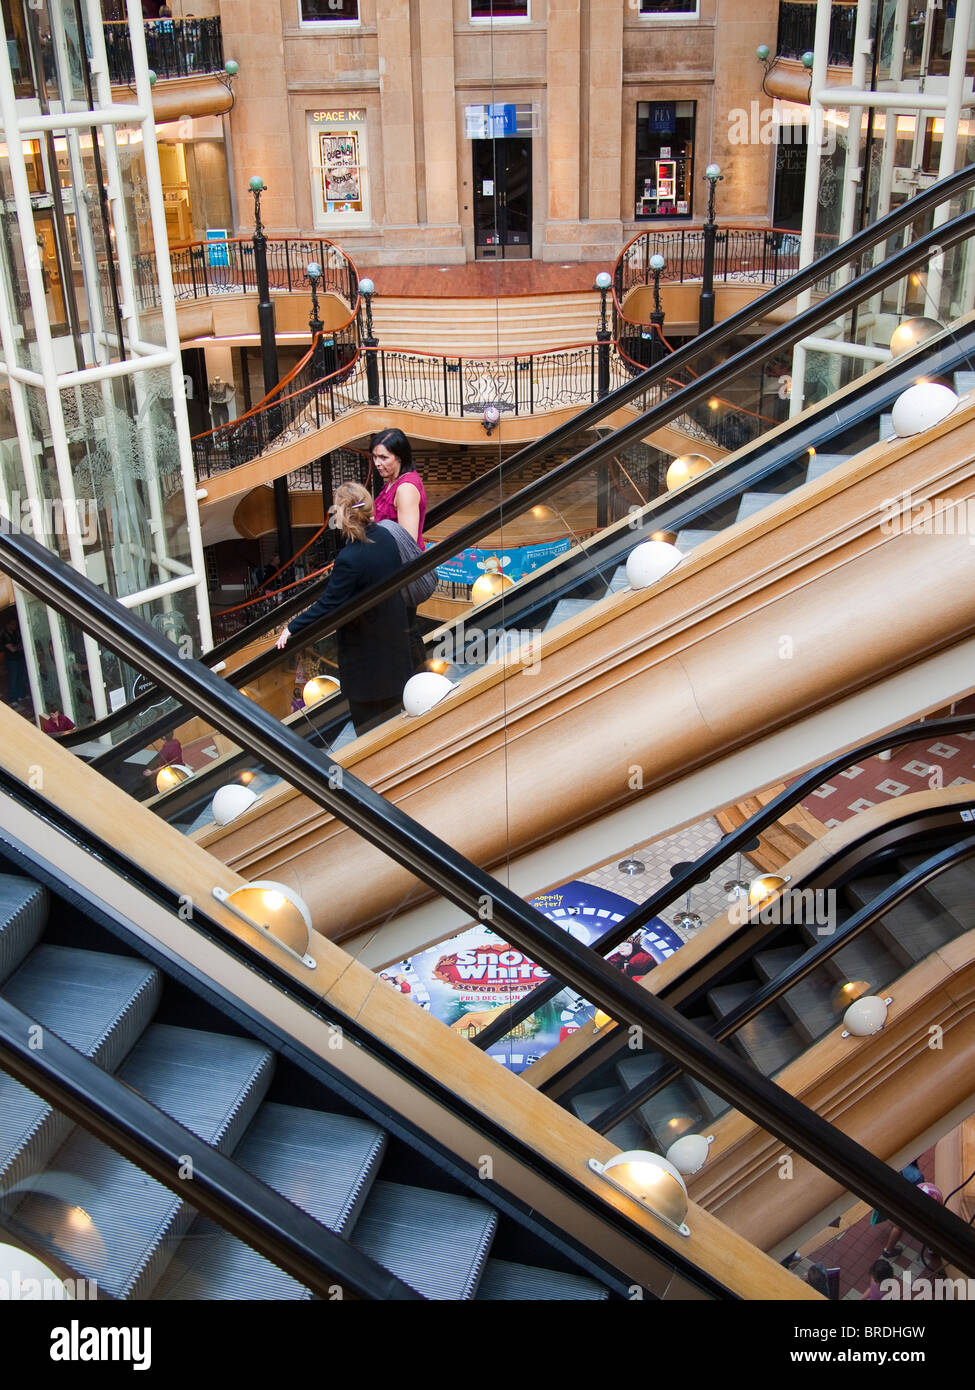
[776,1,858,67]
[135,236,359,312]
[190,340,640,480]
[614,225,802,301]
[103,16,226,85]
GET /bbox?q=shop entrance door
[472,137,532,259]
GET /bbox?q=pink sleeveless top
[374,471,426,549]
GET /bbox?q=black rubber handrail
[61,163,975,753]
[0,995,421,1300]
[589,833,975,1133]
[78,203,975,777]
[472,713,975,1051]
[2,526,975,1275]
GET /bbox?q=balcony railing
[776,1,857,67]
[103,16,225,85]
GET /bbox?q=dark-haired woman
[370,427,427,668]
[275,482,414,738]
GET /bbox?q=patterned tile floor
[799,695,975,826]
[791,1147,946,1301]
[580,816,746,941]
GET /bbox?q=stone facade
[222,0,779,264]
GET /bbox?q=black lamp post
[648,253,666,367]
[358,276,380,406]
[306,260,326,379]
[698,162,723,337]
[595,270,612,400]
[249,175,292,564]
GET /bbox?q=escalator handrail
[589,832,975,1134]
[79,203,975,774]
[3,526,975,1277]
[472,712,975,1051]
[61,163,975,753]
[0,994,422,1300]
[423,161,975,530]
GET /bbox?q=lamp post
[249,176,292,564]
[698,162,723,337]
[649,253,666,367]
[595,270,612,400]
[358,276,380,406]
[306,261,326,379]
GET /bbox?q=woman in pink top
[370,428,427,670]
[370,429,426,548]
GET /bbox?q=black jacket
[287,524,415,702]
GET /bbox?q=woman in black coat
[275,482,415,737]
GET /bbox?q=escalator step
[350,1180,497,1300]
[879,414,895,440]
[735,492,782,524]
[804,454,850,484]
[954,370,975,394]
[754,953,838,1041]
[896,857,975,933]
[830,928,902,994]
[154,1102,387,1300]
[616,1050,667,1091]
[476,1258,609,1300]
[675,529,719,553]
[543,598,592,631]
[752,948,805,983]
[10,1024,275,1299]
[569,1086,647,1150]
[0,873,47,983]
[0,946,160,1194]
[845,876,948,964]
[707,985,799,1076]
[606,565,630,593]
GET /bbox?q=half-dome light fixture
[666,1132,714,1176]
[625,538,682,590]
[889,316,944,359]
[155,763,191,794]
[213,880,316,969]
[748,873,791,907]
[665,453,714,491]
[842,994,893,1037]
[588,1150,690,1235]
[403,671,454,717]
[890,381,959,437]
[303,675,340,706]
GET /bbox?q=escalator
[61,164,975,787]
[27,177,969,970]
[2,526,974,1292]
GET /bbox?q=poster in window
[319,130,361,205]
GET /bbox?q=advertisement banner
[435,539,573,588]
[380,880,684,1073]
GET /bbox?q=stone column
[586,0,624,257]
[375,0,419,228]
[544,0,582,259]
[418,0,459,233]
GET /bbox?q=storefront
[634,100,696,220]
[307,109,370,229]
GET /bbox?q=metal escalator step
[735,492,782,524]
[753,951,837,1040]
[845,876,946,964]
[804,453,850,484]
[154,1102,387,1300]
[569,1086,647,1150]
[896,857,975,933]
[11,1025,275,1299]
[954,370,975,394]
[476,1258,609,1300]
[0,946,160,1195]
[830,928,902,993]
[879,414,895,440]
[0,873,47,984]
[606,565,630,593]
[543,597,592,631]
[616,1050,667,1091]
[707,984,798,1075]
[675,529,718,553]
[350,1181,497,1300]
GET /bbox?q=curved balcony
[105,16,234,120]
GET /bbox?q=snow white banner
[379,880,684,1073]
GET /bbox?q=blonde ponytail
[334,481,374,543]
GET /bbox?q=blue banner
[206,228,230,268]
[435,538,572,587]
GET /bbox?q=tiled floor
[580,816,747,942]
[354,258,615,299]
[791,1147,944,1300]
[800,695,975,826]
